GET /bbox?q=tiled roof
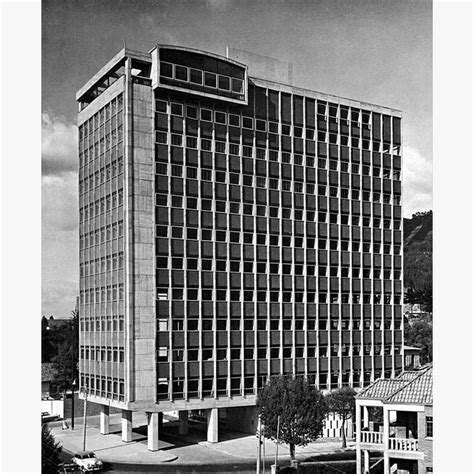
[386,367,432,405]
[41,363,58,382]
[396,371,420,381]
[356,379,407,399]
[356,366,432,406]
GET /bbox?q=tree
[404,317,432,364]
[405,286,433,313]
[51,310,79,391]
[42,316,53,362]
[257,375,328,460]
[326,387,356,448]
[42,424,62,473]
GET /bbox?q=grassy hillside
[403,210,432,309]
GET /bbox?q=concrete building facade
[77,44,404,450]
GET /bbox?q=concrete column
[207,408,218,443]
[383,406,390,474]
[363,406,369,428]
[356,401,362,474]
[122,409,133,443]
[99,405,110,435]
[147,412,159,451]
[179,410,189,435]
[363,449,370,474]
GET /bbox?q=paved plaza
[51,412,354,468]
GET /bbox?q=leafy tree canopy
[46,310,79,391]
[257,375,328,459]
[405,286,433,313]
[42,424,62,473]
[404,318,433,364]
[326,387,356,448]
[326,387,356,419]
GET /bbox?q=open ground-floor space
[49,411,356,470]
[97,405,258,451]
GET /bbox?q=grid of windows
[77,49,404,409]
[153,84,403,401]
[78,93,126,401]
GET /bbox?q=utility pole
[275,415,280,472]
[256,415,262,474]
[71,381,75,430]
[71,312,77,430]
[82,387,88,451]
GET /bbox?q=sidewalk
[51,413,355,467]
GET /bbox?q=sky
[41,0,433,318]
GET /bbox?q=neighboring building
[403,345,422,371]
[403,303,431,326]
[41,362,58,399]
[355,365,433,474]
[77,44,404,450]
[44,315,69,330]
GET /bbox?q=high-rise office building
[77,45,404,450]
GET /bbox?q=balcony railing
[360,432,420,452]
[388,437,419,451]
[361,431,383,444]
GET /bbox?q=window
[201,108,212,121]
[201,139,212,151]
[157,347,168,362]
[218,75,230,90]
[189,68,203,85]
[204,72,217,88]
[160,62,173,78]
[171,103,183,116]
[426,416,433,438]
[232,78,243,93]
[156,132,167,144]
[242,117,253,129]
[175,65,188,81]
[186,137,197,148]
[215,141,226,153]
[186,105,197,118]
[201,169,212,181]
[215,111,226,124]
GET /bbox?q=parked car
[57,462,82,473]
[41,412,60,423]
[71,452,103,472]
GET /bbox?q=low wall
[42,395,121,421]
[41,399,64,418]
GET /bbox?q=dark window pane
[190,68,203,84]
[160,62,172,78]
[204,72,217,88]
[175,65,188,81]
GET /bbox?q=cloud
[42,112,77,176]
[42,172,78,232]
[205,0,233,12]
[42,278,78,319]
[42,170,79,317]
[402,145,433,217]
